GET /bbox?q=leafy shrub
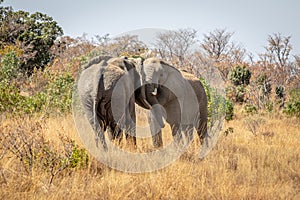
[0,69,74,115]
[235,85,246,103]
[228,65,251,86]
[225,99,234,120]
[1,120,89,184]
[284,88,300,117]
[0,50,20,81]
[46,72,74,113]
[227,66,251,103]
[200,78,230,125]
[0,82,23,112]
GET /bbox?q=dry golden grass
[0,111,300,200]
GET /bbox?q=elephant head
[138,58,188,130]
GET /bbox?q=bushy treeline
[0,4,299,118]
[0,50,74,115]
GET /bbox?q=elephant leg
[164,100,183,145]
[197,121,207,144]
[152,131,163,148]
[125,97,137,147]
[83,99,107,151]
[108,122,123,144]
[196,107,208,144]
[94,100,108,151]
[170,123,182,145]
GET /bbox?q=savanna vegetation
[1,2,299,199]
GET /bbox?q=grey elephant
[135,57,208,148]
[77,56,139,150]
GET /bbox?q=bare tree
[200,29,246,80]
[201,28,233,62]
[95,33,110,46]
[153,28,197,66]
[258,33,295,86]
[94,34,146,57]
[266,33,292,68]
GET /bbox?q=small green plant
[244,104,258,114]
[68,141,89,168]
[264,101,273,112]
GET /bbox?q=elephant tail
[93,96,108,151]
[93,71,108,151]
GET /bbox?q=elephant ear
[158,60,188,100]
[123,59,136,71]
[107,57,127,71]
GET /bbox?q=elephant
[136,57,208,148]
[77,55,139,150]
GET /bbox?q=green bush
[284,88,300,117]
[0,50,20,81]
[200,78,230,125]
[0,82,22,112]
[228,65,251,86]
[46,72,74,113]
[0,70,74,115]
[225,99,234,120]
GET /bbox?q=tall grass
[0,112,299,199]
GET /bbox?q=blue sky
[2,0,300,56]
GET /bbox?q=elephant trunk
[140,84,151,109]
[145,84,165,128]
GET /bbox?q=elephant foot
[152,131,163,148]
[152,141,163,149]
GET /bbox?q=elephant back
[81,55,113,70]
[102,64,125,90]
[181,71,208,117]
[107,57,136,71]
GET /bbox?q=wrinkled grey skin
[77,56,138,150]
[138,58,208,148]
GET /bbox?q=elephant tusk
[152,88,158,96]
